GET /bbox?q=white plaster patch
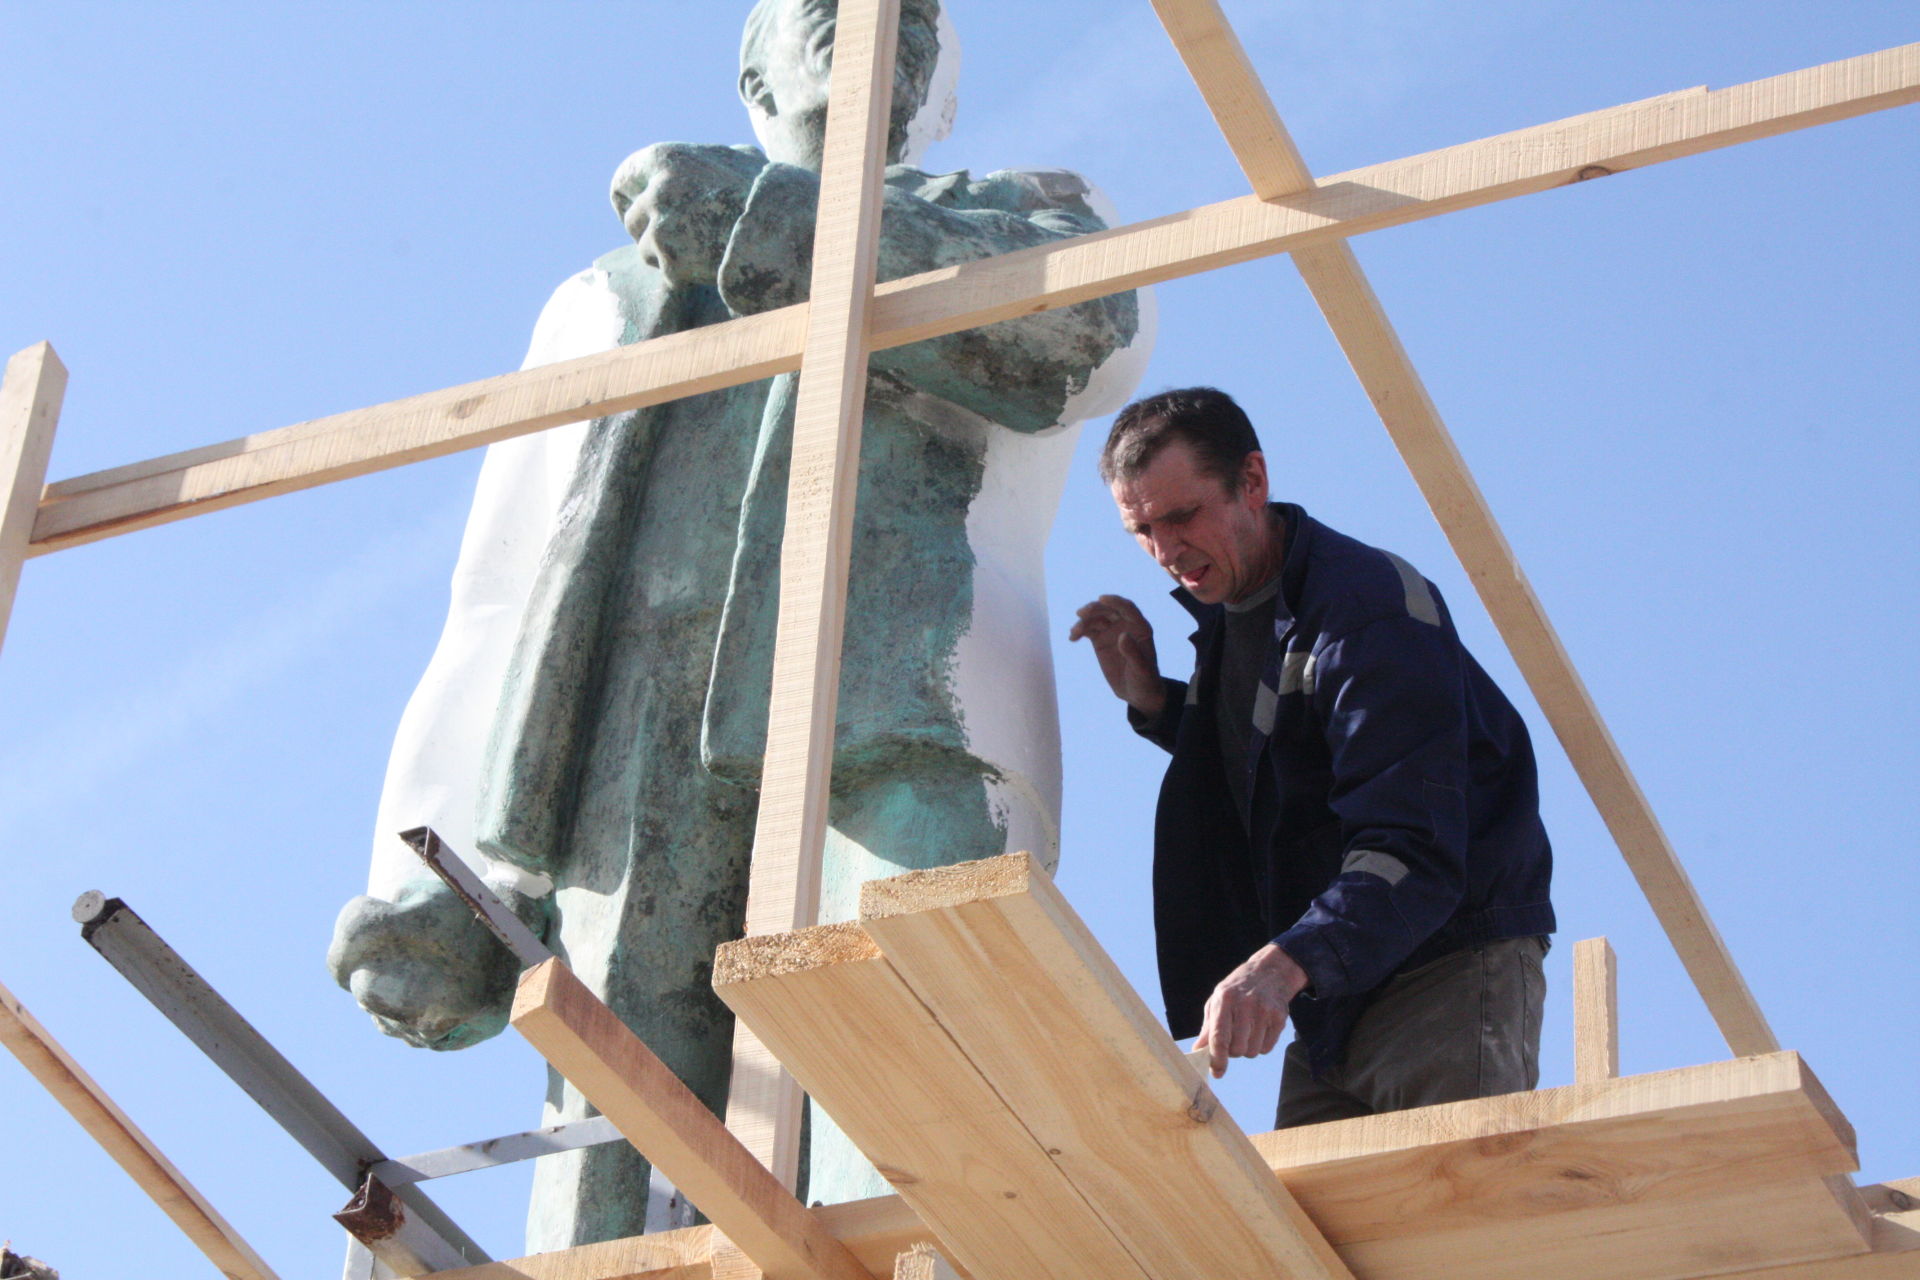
[947,178,1156,865]
[900,5,961,166]
[367,268,619,898]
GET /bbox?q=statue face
[741,0,838,169]
[740,0,944,170]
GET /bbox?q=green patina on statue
[329,0,1144,1249]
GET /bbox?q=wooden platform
[677,853,1891,1280]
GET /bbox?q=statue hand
[610,142,767,287]
[327,878,548,1051]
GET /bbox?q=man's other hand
[609,142,767,287]
[1069,594,1165,716]
[1193,942,1310,1079]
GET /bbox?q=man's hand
[609,143,767,288]
[1193,942,1310,1079]
[1069,594,1165,716]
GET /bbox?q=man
[330,0,1147,1244]
[1071,387,1552,1125]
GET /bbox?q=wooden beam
[424,1227,717,1280]
[424,1057,1884,1280]
[1151,0,1780,1057]
[27,43,1919,556]
[0,343,66,655]
[859,855,1351,1280]
[0,977,280,1280]
[1250,1049,1860,1244]
[719,0,901,1197]
[508,960,872,1280]
[30,307,806,554]
[714,922,1153,1280]
[1574,936,1622,1083]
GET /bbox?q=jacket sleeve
[1272,614,1472,1000]
[1126,677,1188,753]
[715,163,1138,432]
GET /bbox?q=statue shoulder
[890,163,1104,226]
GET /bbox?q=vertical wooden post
[1573,937,1621,1084]
[0,342,68,657]
[722,0,901,1194]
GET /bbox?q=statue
[328,0,1151,1249]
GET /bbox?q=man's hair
[1098,387,1262,488]
[741,0,944,155]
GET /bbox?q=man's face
[1111,439,1274,606]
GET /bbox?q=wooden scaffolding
[2,3,1916,1277]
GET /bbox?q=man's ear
[1240,450,1271,506]
[739,66,775,118]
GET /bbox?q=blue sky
[2,3,1915,1274]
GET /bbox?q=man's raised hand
[1069,594,1166,716]
[609,142,767,288]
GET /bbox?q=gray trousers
[1277,936,1548,1128]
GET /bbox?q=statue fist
[610,142,768,288]
[328,878,549,1051]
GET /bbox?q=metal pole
[73,893,489,1269]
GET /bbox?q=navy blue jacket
[1131,505,1554,1074]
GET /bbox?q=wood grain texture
[1574,936,1622,1083]
[423,1053,1889,1280]
[1151,0,1780,1057]
[31,307,805,553]
[427,1228,716,1280]
[0,978,280,1280]
[508,961,870,1280]
[860,854,1350,1280]
[714,922,1153,1280]
[29,43,1919,556]
[720,0,901,1197]
[0,343,66,655]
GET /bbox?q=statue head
[739,0,958,170]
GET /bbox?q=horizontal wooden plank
[427,1071,1892,1280]
[713,922,1151,1280]
[860,854,1350,1280]
[30,306,807,553]
[28,42,1919,554]
[427,1227,716,1280]
[509,960,871,1280]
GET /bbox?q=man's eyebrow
[1123,504,1196,533]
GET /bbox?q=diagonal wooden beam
[857,856,1352,1280]
[0,977,280,1280]
[1151,0,1780,1056]
[0,343,66,655]
[26,43,1919,557]
[717,0,903,1198]
[509,959,873,1280]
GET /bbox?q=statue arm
[716,163,1140,432]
